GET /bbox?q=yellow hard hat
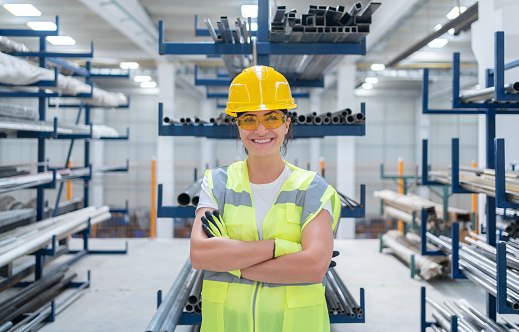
[225,66,297,117]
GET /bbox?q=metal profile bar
[48,58,90,77]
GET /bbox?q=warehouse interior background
[1,0,519,331]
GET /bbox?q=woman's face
[237,110,290,158]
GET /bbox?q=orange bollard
[472,161,478,235]
[67,160,72,201]
[398,158,404,233]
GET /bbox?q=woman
[190,65,341,332]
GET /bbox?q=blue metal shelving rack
[420,31,519,320]
[0,18,130,287]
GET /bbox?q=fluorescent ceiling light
[428,38,448,48]
[446,6,466,19]
[141,81,157,88]
[3,4,41,16]
[120,62,140,70]
[433,24,442,31]
[365,77,378,84]
[361,83,373,90]
[241,5,258,18]
[250,22,258,31]
[27,21,57,31]
[46,36,76,45]
[134,75,152,82]
[370,63,385,71]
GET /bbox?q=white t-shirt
[196,164,333,240]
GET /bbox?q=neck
[246,154,285,184]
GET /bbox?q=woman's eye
[266,115,278,121]
[244,117,257,123]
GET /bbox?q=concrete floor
[18,238,491,331]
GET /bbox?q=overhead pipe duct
[385,2,478,68]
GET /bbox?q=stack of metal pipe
[426,295,517,332]
[177,179,203,207]
[269,2,380,81]
[325,268,362,318]
[0,206,111,268]
[203,16,251,77]
[459,82,519,103]
[427,232,519,311]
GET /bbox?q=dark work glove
[330,250,340,268]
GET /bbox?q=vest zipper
[252,281,260,332]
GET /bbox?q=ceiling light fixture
[370,63,385,71]
[141,81,157,88]
[446,6,466,20]
[120,62,140,70]
[428,38,448,48]
[250,22,258,31]
[3,4,41,16]
[433,24,442,31]
[361,83,373,90]
[134,75,152,82]
[46,36,76,45]
[365,77,378,84]
[241,5,258,18]
[27,21,57,31]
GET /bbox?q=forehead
[241,110,283,117]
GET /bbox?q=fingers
[212,210,221,220]
[332,250,340,258]
[205,210,219,228]
[202,223,214,238]
[329,261,337,268]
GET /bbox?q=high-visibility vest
[201,160,341,332]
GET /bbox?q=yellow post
[151,159,157,239]
[320,158,325,177]
[472,160,478,234]
[66,160,72,201]
[398,158,404,233]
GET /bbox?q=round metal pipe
[177,178,203,206]
[459,83,519,103]
[145,259,193,332]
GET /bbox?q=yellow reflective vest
[201,160,341,332]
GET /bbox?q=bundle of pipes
[204,16,252,77]
[183,270,203,314]
[427,232,519,310]
[294,109,364,126]
[325,268,362,318]
[426,294,517,332]
[459,82,519,103]
[336,190,362,210]
[430,168,519,205]
[0,209,36,233]
[0,206,110,267]
[163,113,235,127]
[0,165,30,178]
[177,178,203,207]
[269,2,380,81]
[382,230,445,280]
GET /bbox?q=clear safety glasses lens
[237,113,287,131]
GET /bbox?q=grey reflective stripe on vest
[204,270,255,285]
[211,166,253,213]
[204,270,324,287]
[275,188,305,207]
[210,166,229,213]
[300,175,331,227]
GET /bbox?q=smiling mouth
[252,138,273,144]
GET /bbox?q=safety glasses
[237,113,287,131]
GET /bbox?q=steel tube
[188,270,203,305]
[159,268,197,332]
[460,83,519,103]
[145,259,193,332]
[177,178,203,206]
